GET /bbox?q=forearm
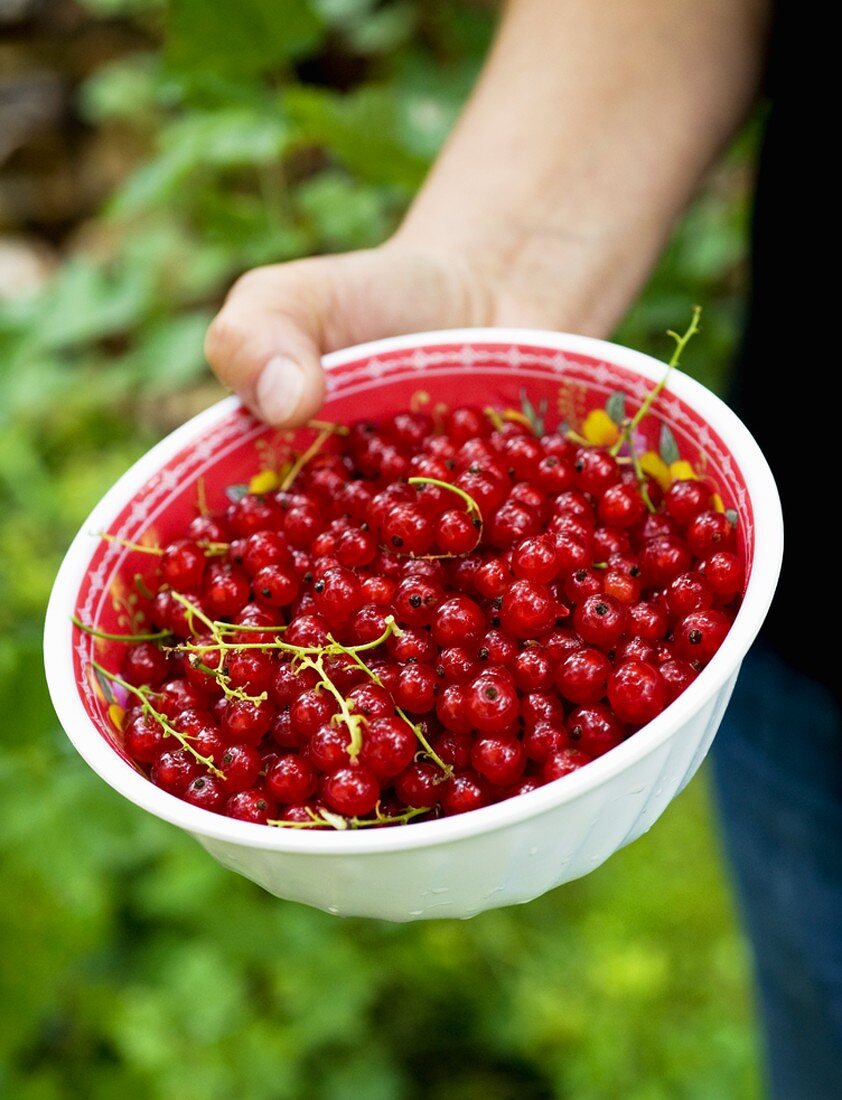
[394,0,771,335]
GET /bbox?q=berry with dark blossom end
[566,703,624,757]
[467,672,520,734]
[392,576,444,627]
[572,447,620,496]
[220,743,262,793]
[183,774,226,813]
[226,789,276,824]
[674,609,731,664]
[312,565,364,627]
[608,661,667,725]
[574,594,626,649]
[383,502,435,556]
[347,682,395,720]
[686,510,735,558]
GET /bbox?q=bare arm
[206,0,771,425]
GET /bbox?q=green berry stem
[266,804,431,830]
[71,616,172,643]
[609,305,702,458]
[279,426,334,492]
[89,660,225,778]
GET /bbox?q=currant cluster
[92,402,742,830]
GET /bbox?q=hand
[205,244,485,427]
[206,0,768,428]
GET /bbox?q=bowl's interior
[71,337,753,771]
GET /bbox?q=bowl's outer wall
[48,329,782,921]
[195,669,738,920]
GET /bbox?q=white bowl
[44,328,783,921]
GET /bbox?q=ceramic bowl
[44,329,783,921]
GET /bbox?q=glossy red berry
[608,661,667,726]
[674,609,731,664]
[500,579,557,639]
[573,594,626,649]
[322,765,380,816]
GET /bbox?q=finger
[205,259,331,427]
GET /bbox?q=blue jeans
[712,643,842,1098]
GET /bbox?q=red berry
[674,609,731,664]
[471,735,526,786]
[573,594,626,649]
[555,646,611,704]
[322,765,380,817]
[500,579,557,640]
[266,754,318,804]
[359,717,417,780]
[566,704,624,757]
[608,661,667,726]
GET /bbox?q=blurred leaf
[166,0,325,78]
[286,85,430,190]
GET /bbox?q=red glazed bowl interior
[72,334,755,769]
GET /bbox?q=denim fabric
[712,643,842,1098]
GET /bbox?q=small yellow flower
[249,469,280,494]
[108,704,126,731]
[582,409,620,447]
[668,460,697,482]
[640,451,671,492]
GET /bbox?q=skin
[204,0,771,427]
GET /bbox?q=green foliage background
[1,1,760,1096]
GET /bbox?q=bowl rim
[44,327,783,855]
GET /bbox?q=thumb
[204,246,488,427]
[204,255,335,427]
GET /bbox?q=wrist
[388,207,665,339]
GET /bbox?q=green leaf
[605,390,627,425]
[166,0,325,78]
[659,422,681,466]
[226,484,249,502]
[725,508,739,527]
[286,86,430,191]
